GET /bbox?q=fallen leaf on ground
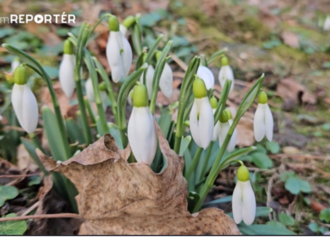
[38,122,240,235]
[156,88,180,106]
[17,144,38,172]
[277,78,316,106]
[281,31,299,49]
[236,112,255,147]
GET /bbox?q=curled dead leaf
[38,122,240,235]
[277,78,316,106]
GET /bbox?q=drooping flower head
[128,84,157,164]
[218,56,234,92]
[106,15,133,83]
[232,163,256,225]
[11,65,38,133]
[197,65,214,90]
[189,77,214,149]
[224,108,237,152]
[156,51,173,99]
[218,110,230,150]
[120,16,135,36]
[210,96,220,141]
[253,91,273,142]
[59,39,76,99]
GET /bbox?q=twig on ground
[0,213,80,222]
[20,201,40,217]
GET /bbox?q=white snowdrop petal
[120,24,127,36]
[228,120,237,152]
[199,97,214,149]
[197,66,214,90]
[253,104,266,142]
[128,108,142,162]
[242,181,256,225]
[85,78,94,102]
[147,110,157,164]
[232,181,243,224]
[11,84,24,129]
[159,63,173,99]
[107,32,123,83]
[122,33,133,78]
[22,85,38,133]
[264,103,274,142]
[140,65,155,100]
[100,91,108,111]
[59,54,76,98]
[218,65,234,91]
[212,121,220,141]
[219,122,230,149]
[189,100,202,148]
[11,60,20,73]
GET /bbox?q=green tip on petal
[193,77,208,99]
[122,16,135,29]
[210,96,217,109]
[258,91,268,104]
[155,51,162,61]
[237,164,250,182]
[133,84,148,107]
[224,108,232,119]
[109,15,120,31]
[221,56,229,66]
[99,82,107,91]
[14,65,27,85]
[219,111,228,123]
[63,39,74,54]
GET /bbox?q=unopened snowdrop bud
[11,57,20,73]
[128,85,157,164]
[218,56,234,92]
[218,111,230,150]
[59,39,76,99]
[225,108,237,152]
[232,163,256,225]
[107,15,133,83]
[11,65,38,133]
[253,91,273,142]
[189,78,214,149]
[197,65,214,89]
[157,51,173,99]
[210,97,220,141]
[140,55,155,99]
[99,82,108,111]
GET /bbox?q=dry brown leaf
[236,113,255,147]
[38,123,240,235]
[277,78,316,105]
[17,144,39,172]
[42,83,79,118]
[25,23,61,47]
[156,88,180,106]
[281,31,299,49]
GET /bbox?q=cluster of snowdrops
[2,14,274,226]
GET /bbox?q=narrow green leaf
[219,146,256,171]
[65,118,86,145]
[279,213,295,226]
[179,136,192,156]
[250,152,273,169]
[202,196,232,207]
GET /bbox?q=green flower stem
[131,15,142,55]
[192,74,264,213]
[2,44,71,160]
[87,14,113,38]
[84,50,108,136]
[207,48,228,65]
[93,57,118,123]
[116,65,148,148]
[84,96,96,126]
[144,34,164,64]
[174,56,200,154]
[150,40,173,114]
[199,141,214,182]
[28,133,47,156]
[185,147,203,181]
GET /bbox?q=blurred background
[1,0,330,235]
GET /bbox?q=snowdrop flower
[225,109,237,152]
[324,16,330,31]
[120,16,135,36]
[11,65,38,133]
[106,16,132,83]
[85,79,108,111]
[59,39,76,99]
[254,91,273,142]
[232,163,256,225]
[157,51,173,99]
[218,56,234,92]
[128,84,157,164]
[11,57,20,73]
[210,97,220,141]
[189,78,214,149]
[218,111,230,151]
[197,65,214,89]
[140,65,155,99]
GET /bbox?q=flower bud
[193,78,208,99]
[63,39,74,55]
[14,65,27,85]
[109,16,120,31]
[219,111,228,123]
[133,84,148,107]
[210,96,217,109]
[122,16,135,29]
[258,91,268,104]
